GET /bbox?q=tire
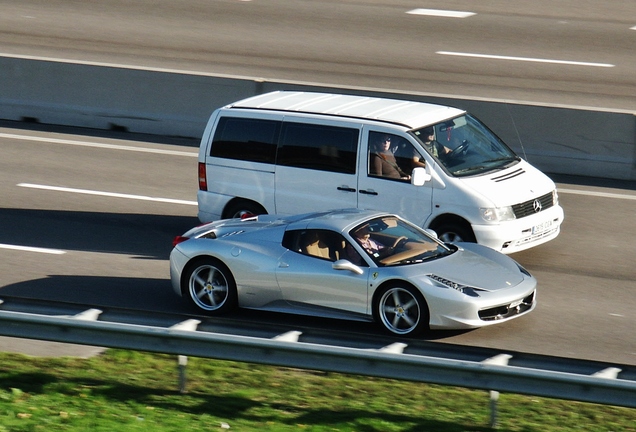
[223,200,266,219]
[432,220,476,244]
[182,258,237,314]
[374,284,429,336]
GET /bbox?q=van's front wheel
[431,219,476,243]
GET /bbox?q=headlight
[553,190,559,206]
[480,206,515,222]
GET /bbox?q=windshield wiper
[482,156,520,164]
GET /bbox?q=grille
[512,192,554,218]
[479,291,535,321]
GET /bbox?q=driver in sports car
[354,225,385,255]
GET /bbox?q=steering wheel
[447,140,470,158]
[391,236,409,249]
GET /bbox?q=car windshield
[411,114,520,177]
[350,216,453,266]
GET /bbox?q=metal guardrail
[0,309,634,412]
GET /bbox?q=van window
[277,123,359,174]
[210,117,280,164]
[412,114,520,177]
[368,132,424,180]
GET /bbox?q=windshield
[350,216,453,266]
[411,114,520,177]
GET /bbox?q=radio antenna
[506,104,528,160]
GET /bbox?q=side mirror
[333,260,364,275]
[411,167,432,186]
[424,228,438,239]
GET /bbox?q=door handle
[337,186,356,192]
[359,189,378,196]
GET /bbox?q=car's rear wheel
[375,284,429,336]
[183,258,237,314]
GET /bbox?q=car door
[275,229,370,316]
[358,128,434,228]
[274,117,360,214]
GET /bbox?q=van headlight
[480,206,515,222]
[553,190,559,206]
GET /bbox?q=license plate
[532,220,553,234]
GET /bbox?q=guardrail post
[490,390,500,428]
[482,354,512,428]
[178,355,188,393]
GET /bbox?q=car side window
[210,117,280,164]
[277,122,359,174]
[282,229,364,265]
[368,131,424,180]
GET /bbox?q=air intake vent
[491,168,525,182]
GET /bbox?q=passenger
[370,135,410,180]
[394,140,426,171]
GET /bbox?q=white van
[197,91,563,254]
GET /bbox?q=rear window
[277,123,359,174]
[210,117,280,164]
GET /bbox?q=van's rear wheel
[223,200,266,219]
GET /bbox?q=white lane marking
[0,243,66,254]
[631,26,636,30]
[17,183,198,206]
[436,51,615,68]
[407,9,475,18]
[0,133,197,157]
[558,188,636,201]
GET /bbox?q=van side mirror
[411,167,431,186]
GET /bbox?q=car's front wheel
[374,284,429,336]
[183,258,237,314]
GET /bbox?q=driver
[354,225,385,255]
[422,127,450,158]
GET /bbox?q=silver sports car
[170,209,536,336]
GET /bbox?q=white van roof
[228,91,465,130]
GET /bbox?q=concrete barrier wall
[2,56,634,180]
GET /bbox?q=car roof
[227,91,465,130]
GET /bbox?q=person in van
[421,127,450,159]
[369,134,410,180]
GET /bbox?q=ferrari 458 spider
[170,209,536,336]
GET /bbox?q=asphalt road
[0,1,634,363]
[0,0,634,110]
[0,125,634,365]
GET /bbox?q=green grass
[0,349,633,431]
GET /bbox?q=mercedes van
[196,91,563,254]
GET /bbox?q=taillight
[198,162,207,191]
[172,236,190,247]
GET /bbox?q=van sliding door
[274,119,360,214]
